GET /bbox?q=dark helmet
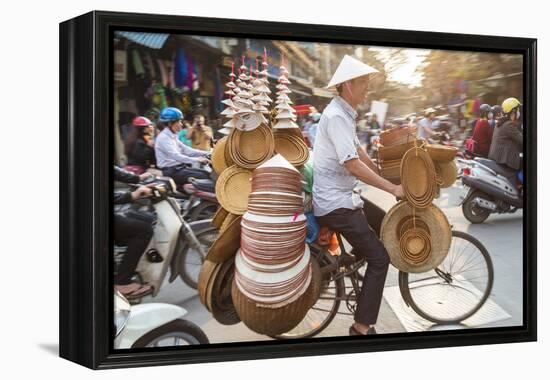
[159,107,184,123]
[479,104,491,118]
[491,105,502,116]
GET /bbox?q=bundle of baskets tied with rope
[380,139,455,273]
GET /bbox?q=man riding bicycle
[313,55,404,336]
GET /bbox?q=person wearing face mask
[154,107,211,186]
[488,97,523,173]
[313,55,404,336]
[471,104,493,158]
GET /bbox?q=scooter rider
[114,166,155,299]
[471,104,493,158]
[488,97,523,179]
[154,107,211,186]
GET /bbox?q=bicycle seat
[190,178,215,193]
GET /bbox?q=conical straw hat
[325,55,379,89]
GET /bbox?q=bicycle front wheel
[399,230,494,324]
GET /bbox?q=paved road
[142,176,523,343]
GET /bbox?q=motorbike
[114,291,209,348]
[458,157,523,223]
[180,177,218,222]
[114,176,215,301]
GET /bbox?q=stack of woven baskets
[378,127,416,184]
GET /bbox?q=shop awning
[115,31,170,49]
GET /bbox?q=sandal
[349,325,377,336]
[116,283,153,300]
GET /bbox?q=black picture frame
[59,10,537,369]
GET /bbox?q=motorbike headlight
[114,291,131,337]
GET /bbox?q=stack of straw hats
[381,201,451,273]
[378,127,416,184]
[272,60,309,167]
[198,257,241,325]
[380,139,453,273]
[198,52,320,334]
[232,154,320,336]
[400,145,438,209]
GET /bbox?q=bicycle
[274,229,494,339]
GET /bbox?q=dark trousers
[316,207,390,326]
[114,213,153,285]
[162,165,210,186]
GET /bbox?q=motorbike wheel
[189,201,218,222]
[462,191,491,223]
[131,319,209,348]
[178,227,219,289]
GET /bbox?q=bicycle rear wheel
[273,246,345,339]
[399,230,494,324]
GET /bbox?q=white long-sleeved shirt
[154,128,208,169]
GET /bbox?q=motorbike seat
[190,178,215,193]
[475,158,517,182]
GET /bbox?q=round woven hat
[215,165,252,215]
[212,136,231,175]
[211,206,229,229]
[273,130,309,167]
[435,160,458,188]
[209,257,241,325]
[228,124,274,169]
[426,144,458,162]
[198,259,222,311]
[381,201,451,273]
[206,215,242,263]
[219,212,239,232]
[401,146,437,209]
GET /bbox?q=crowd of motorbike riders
[113,96,523,299]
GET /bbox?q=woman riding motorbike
[124,116,156,174]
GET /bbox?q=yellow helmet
[501,97,522,114]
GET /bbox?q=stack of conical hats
[272,57,309,167]
[232,154,320,336]
[226,56,274,169]
[199,51,320,335]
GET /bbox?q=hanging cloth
[174,47,189,89]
